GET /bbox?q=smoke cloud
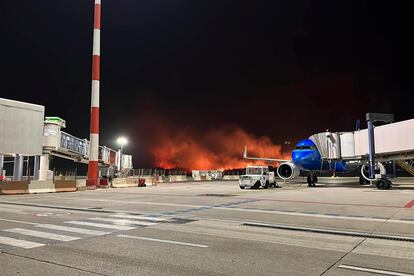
[143,123,289,170]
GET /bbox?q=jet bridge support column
[34,155,40,180]
[366,113,394,189]
[0,155,4,178]
[13,154,24,181]
[367,120,376,179]
[39,154,52,181]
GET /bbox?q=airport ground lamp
[116,137,128,173]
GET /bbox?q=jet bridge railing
[60,131,88,158]
[99,146,117,165]
[44,129,119,166]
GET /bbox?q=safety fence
[223,169,245,176]
[53,168,77,181]
[133,168,187,177]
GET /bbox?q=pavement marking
[117,234,208,248]
[0,236,45,249]
[35,224,111,236]
[65,221,135,231]
[4,228,80,241]
[110,214,169,221]
[156,221,359,252]
[0,218,37,225]
[338,264,414,276]
[242,197,403,209]
[212,207,414,224]
[35,212,54,217]
[404,198,414,208]
[65,198,203,208]
[242,222,414,242]
[0,207,30,214]
[354,245,414,260]
[87,217,156,226]
[3,200,410,224]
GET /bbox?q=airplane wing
[243,146,290,163]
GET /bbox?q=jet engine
[277,162,300,180]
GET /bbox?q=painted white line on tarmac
[214,207,388,221]
[0,218,37,225]
[110,214,169,221]
[388,219,414,225]
[4,228,80,241]
[0,207,30,214]
[338,264,414,276]
[0,236,45,249]
[87,217,156,226]
[65,221,135,231]
[35,224,111,236]
[117,234,208,248]
[72,198,203,208]
[213,207,414,224]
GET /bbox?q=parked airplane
[244,115,414,190]
[243,139,363,187]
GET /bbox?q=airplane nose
[292,151,312,162]
[292,152,301,161]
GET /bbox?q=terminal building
[0,98,132,187]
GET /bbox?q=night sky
[1,1,413,168]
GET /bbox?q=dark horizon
[1,1,413,168]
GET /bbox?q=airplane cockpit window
[295,145,317,150]
[295,146,311,150]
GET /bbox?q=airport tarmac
[0,177,413,275]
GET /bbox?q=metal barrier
[53,168,77,181]
[133,168,187,177]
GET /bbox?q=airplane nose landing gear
[307,175,317,187]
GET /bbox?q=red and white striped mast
[87,0,101,188]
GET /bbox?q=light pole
[116,137,128,173]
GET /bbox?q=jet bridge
[310,118,414,162]
[42,117,118,165]
[38,117,132,180]
[309,116,414,188]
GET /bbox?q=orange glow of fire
[151,126,290,170]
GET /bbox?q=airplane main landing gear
[375,179,392,190]
[361,163,392,190]
[307,175,317,187]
